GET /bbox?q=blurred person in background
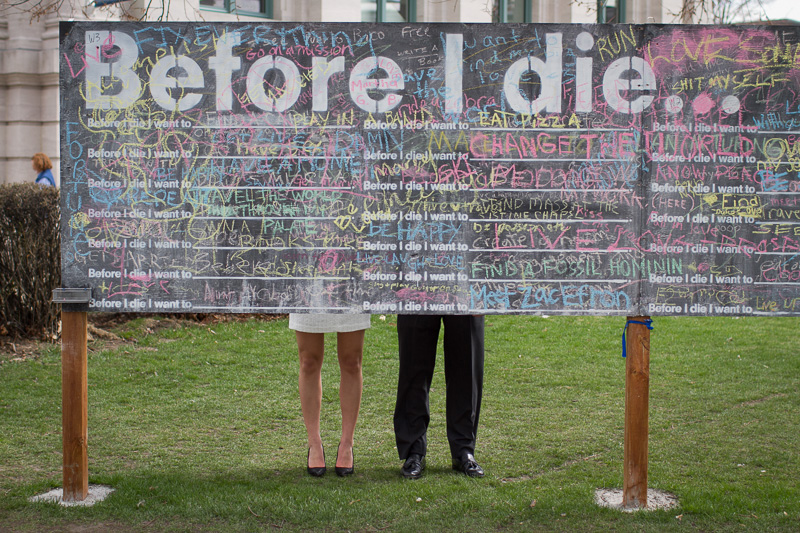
[32,153,55,187]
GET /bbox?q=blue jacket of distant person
[36,169,55,187]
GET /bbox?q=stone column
[0,5,58,185]
[0,14,38,183]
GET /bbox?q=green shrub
[0,183,60,338]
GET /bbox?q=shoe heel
[307,446,326,477]
[335,444,354,477]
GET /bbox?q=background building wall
[0,9,60,185]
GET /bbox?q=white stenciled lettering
[88,268,121,278]
[82,30,655,115]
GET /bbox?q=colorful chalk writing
[59,22,800,315]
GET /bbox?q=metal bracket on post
[52,288,92,304]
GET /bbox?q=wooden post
[62,311,88,502]
[623,316,651,509]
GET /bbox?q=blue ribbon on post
[622,318,653,358]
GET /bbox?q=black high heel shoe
[335,444,354,477]
[307,446,326,477]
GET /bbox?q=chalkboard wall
[59,22,800,315]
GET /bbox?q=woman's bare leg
[336,330,365,468]
[297,331,325,468]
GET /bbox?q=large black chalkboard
[59,22,800,316]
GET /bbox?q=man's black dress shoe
[307,447,326,477]
[452,453,484,477]
[401,453,425,479]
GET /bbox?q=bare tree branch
[669,0,775,24]
[570,0,778,24]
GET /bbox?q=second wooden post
[623,316,651,509]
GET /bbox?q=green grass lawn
[1,314,799,532]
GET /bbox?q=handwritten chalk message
[59,22,800,315]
